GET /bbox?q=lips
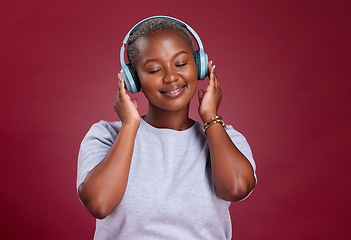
[160,84,186,97]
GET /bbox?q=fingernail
[118,73,121,80]
[210,60,213,65]
[213,65,216,70]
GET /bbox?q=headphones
[120,16,209,93]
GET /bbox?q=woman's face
[134,30,198,112]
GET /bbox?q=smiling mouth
[168,88,182,94]
[160,85,186,97]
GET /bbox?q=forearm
[78,122,139,219]
[206,123,256,202]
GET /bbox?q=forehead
[135,30,193,55]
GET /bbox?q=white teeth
[169,88,181,93]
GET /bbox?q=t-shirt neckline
[140,117,199,135]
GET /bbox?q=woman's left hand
[198,61,223,123]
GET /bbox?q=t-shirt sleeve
[225,125,257,198]
[76,121,119,190]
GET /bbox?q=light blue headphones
[120,16,209,93]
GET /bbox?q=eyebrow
[143,51,188,66]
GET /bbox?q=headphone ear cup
[194,50,209,80]
[194,51,201,80]
[125,64,141,93]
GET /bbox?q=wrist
[201,112,217,123]
[121,118,140,129]
[202,115,226,133]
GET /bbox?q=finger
[208,60,213,70]
[209,64,216,87]
[119,73,126,95]
[207,60,213,85]
[116,73,122,97]
[210,65,220,88]
[198,89,205,104]
[131,98,138,110]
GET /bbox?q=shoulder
[225,124,252,154]
[225,125,248,142]
[81,120,122,146]
[225,124,256,174]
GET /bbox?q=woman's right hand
[114,73,140,126]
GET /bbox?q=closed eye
[148,69,161,74]
[175,62,187,67]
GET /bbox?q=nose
[163,66,178,83]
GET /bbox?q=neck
[142,103,195,131]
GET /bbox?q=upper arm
[76,121,119,191]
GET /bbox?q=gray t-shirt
[77,118,256,240]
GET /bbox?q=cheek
[138,76,160,100]
[138,72,156,89]
[184,64,198,85]
[183,69,198,98]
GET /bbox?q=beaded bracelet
[202,116,226,133]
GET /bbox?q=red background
[1,0,350,239]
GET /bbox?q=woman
[77,16,256,239]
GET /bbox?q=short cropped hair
[126,18,195,68]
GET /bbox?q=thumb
[198,89,205,104]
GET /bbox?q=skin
[78,30,256,219]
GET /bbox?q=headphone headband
[120,16,208,93]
